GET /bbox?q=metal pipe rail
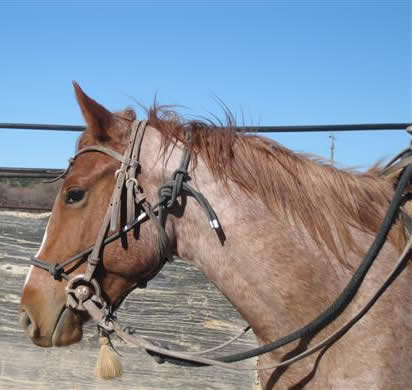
[1,122,411,133]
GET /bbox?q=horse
[19,82,412,389]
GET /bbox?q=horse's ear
[73,81,112,141]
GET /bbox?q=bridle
[30,119,412,371]
[32,120,157,309]
[31,119,219,311]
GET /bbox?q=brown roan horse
[20,83,412,389]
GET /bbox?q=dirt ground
[0,211,257,390]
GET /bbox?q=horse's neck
[162,147,325,334]
[139,128,287,320]
[142,130,412,388]
[140,128,367,333]
[140,127,398,324]
[170,163,412,389]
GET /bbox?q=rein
[30,119,412,371]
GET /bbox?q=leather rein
[30,119,412,371]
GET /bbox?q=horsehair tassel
[96,331,122,379]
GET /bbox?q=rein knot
[48,263,62,280]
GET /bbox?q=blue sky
[0,1,410,169]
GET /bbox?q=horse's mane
[147,106,405,267]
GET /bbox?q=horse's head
[20,83,170,347]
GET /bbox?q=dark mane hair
[147,106,405,267]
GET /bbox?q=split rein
[30,120,412,372]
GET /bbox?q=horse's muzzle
[19,304,84,347]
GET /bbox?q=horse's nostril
[21,310,31,327]
[20,309,39,339]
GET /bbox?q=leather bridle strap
[126,120,146,227]
[381,143,412,178]
[44,145,127,184]
[85,121,148,282]
[110,120,146,231]
[31,210,150,281]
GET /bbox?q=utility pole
[329,134,335,165]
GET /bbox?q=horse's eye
[65,189,85,204]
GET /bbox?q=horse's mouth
[51,306,84,346]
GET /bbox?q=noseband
[31,119,220,313]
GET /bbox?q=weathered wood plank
[0,212,258,389]
[0,178,60,211]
